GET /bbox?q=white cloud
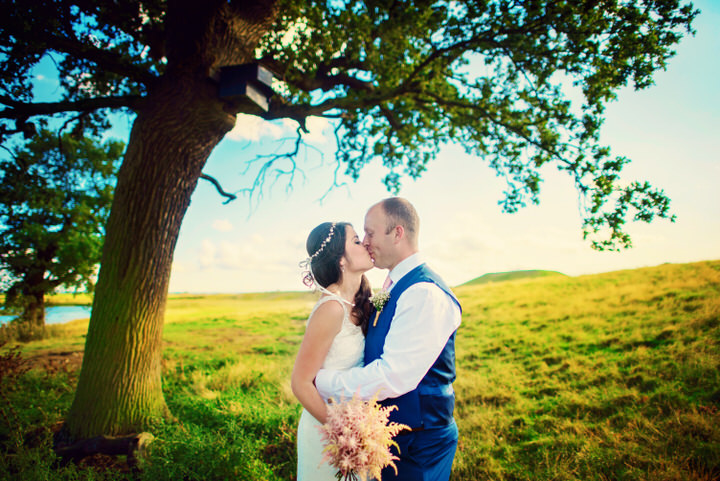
[198,239,217,268]
[226,113,332,144]
[196,235,305,275]
[302,116,332,144]
[212,219,233,232]
[227,114,285,141]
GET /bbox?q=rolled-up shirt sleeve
[314,282,461,402]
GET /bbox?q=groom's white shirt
[315,253,461,402]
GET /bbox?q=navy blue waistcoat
[364,263,461,429]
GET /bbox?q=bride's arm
[291,300,344,424]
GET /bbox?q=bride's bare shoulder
[308,297,346,326]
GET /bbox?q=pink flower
[317,393,409,481]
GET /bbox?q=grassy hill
[461,269,566,286]
[1,260,719,480]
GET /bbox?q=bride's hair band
[299,222,337,287]
[309,222,336,261]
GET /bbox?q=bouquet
[317,394,409,481]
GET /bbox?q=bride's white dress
[297,293,365,480]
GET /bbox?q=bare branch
[318,122,353,203]
[0,143,15,159]
[237,129,306,208]
[200,173,238,204]
[234,125,345,212]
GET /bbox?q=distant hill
[461,269,566,286]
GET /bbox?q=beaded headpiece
[299,222,337,287]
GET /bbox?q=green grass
[1,261,718,480]
[46,293,94,307]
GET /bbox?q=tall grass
[451,261,720,480]
[1,261,718,480]
[0,292,93,343]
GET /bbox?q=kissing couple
[292,197,462,481]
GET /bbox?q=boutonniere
[369,289,390,327]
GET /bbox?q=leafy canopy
[0,0,697,249]
[0,129,122,307]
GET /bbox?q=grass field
[461,269,565,286]
[1,260,718,480]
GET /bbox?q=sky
[33,1,720,293]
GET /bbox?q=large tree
[0,0,696,438]
[0,129,121,327]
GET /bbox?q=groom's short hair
[381,197,419,244]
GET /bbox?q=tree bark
[22,290,45,328]
[21,262,47,328]
[65,1,279,438]
[55,431,154,467]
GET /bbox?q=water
[0,305,92,325]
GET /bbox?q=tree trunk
[21,265,47,328]
[64,1,279,439]
[22,291,45,328]
[65,81,227,437]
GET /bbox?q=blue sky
[32,1,720,293]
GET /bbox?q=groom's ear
[393,225,405,243]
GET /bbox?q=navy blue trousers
[381,421,458,481]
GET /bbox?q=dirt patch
[28,350,84,374]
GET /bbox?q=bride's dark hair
[307,222,372,334]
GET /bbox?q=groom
[315,197,462,480]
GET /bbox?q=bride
[292,221,374,480]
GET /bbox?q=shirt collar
[387,252,423,289]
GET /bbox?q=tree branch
[298,71,375,93]
[234,126,339,210]
[417,91,574,167]
[199,174,237,204]
[262,79,417,122]
[0,143,15,159]
[0,95,143,120]
[261,56,372,93]
[379,104,402,131]
[39,30,158,87]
